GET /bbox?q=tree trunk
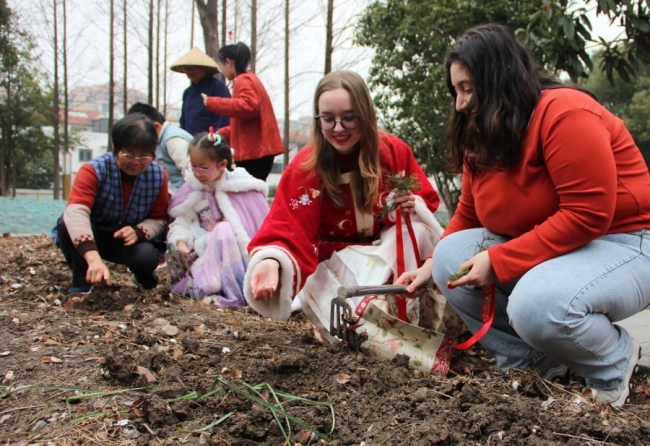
[9,129,15,197]
[155,0,161,109]
[283,0,289,170]
[190,0,195,48]
[108,0,115,149]
[63,0,70,199]
[324,0,333,74]
[221,0,226,48]
[163,0,168,116]
[0,122,5,197]
[52,0,61,199]
[194,0,220,59]
[147,0,154,104]
[250,0,257,71]
[123,0,128,115]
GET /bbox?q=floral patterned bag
[352,286,466,375]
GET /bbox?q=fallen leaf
[336,373,351,385]
[295,429,313,443]
[172,348,183,359]
[43,339,60,346]
[135,365,157,383]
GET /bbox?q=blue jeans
[433,228,650,390]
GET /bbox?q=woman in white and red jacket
[203,42,284,181]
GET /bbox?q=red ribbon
[453,283,496,350]
[394,206,420,322]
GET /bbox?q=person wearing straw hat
[171,46,231,136]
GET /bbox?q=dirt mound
[1,235,649,445]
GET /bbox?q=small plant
[447,233,497,282]
[378,171,421,219]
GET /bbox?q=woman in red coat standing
[203,42,285,181]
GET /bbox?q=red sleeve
[248,150,321,292]
[68,163,98,209]
[490,109,616,283]
[205,74,260,119]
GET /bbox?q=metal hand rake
[330,285,407,344]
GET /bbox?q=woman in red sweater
[203,42,284,181]
[398,24,650,407]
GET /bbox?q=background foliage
[0,0,55,194]
[357,0,650,214]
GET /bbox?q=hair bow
[207,126,222,146]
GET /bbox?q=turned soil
[1,235,649,446]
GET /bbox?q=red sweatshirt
[445,88,650,283]
[205,71,285,162]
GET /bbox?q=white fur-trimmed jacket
[167,168,269,268]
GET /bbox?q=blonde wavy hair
[303,71,380,212]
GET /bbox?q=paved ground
[620,309,650,367]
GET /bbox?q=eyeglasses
[118,152,154,164]
[186,163,218,176]
[315,114,360,131]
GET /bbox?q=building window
[78,148,92,162]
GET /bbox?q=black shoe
[130,273,159,291]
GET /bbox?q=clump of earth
[1,235,649,445]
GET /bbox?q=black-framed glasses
[315,114,360,131]
[118,152,154,164]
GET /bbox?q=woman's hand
[114,226,137,246]
[392,191,416,214]
[84,251,110,286]
[448,250,496,288]
[250,259,280,301]
[395,257,433,293]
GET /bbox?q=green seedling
[448,269,470,281]
[447,233,498,282]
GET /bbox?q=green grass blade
[218,379,332,443]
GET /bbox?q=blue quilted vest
[158,123,192,192]
[89,152,165,232]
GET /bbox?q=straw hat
[170,47,219,74]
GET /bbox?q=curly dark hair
[444,24,564,174]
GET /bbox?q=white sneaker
[584,338,641,407]
[543,363,569,381]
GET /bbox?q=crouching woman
[55,114,169,293]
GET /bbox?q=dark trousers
[56,217,159,288]
[236,154,276,181]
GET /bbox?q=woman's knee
[507,287,566,347]
[129,242,159,271]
